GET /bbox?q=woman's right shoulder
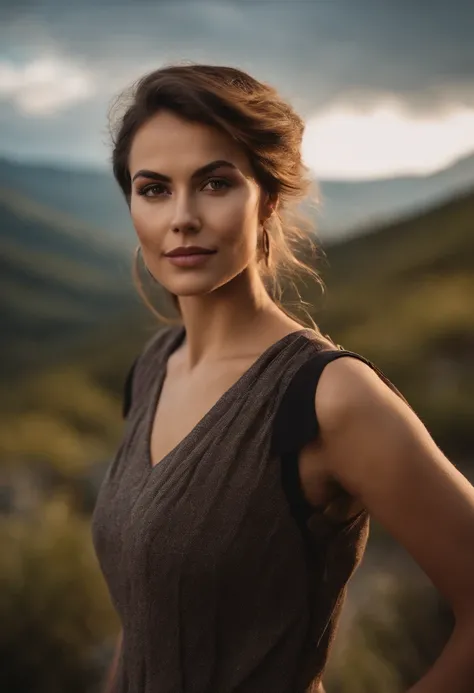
[121,324,180,419]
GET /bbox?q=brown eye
[138,184,168,197]
[203,178,232,192]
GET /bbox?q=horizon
[2,146,474,186]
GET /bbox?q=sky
[1,0,474,180]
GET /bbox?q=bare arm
[314,357,474,693]
[102,630,122,693]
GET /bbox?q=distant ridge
[317,150,474,239]
[2,151,473,242]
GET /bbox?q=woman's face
[129,109,268,297]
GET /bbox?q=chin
[165,269,240,298]
[165,275,223,297]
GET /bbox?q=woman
[91,63,474,693]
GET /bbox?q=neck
[176,265,300,369]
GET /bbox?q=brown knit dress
[91,325,388,693]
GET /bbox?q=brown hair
[108,61,325,328]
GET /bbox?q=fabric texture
[91,325,394,693]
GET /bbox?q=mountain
[0,158,133,241]
[1,151,474,242]
[317,151,474,239]
[314,186,474,394]
[0,188,140,375]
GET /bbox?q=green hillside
[0,158,133,239]
[313,188,474,455]
[317,187,474,356]
[0,188,137,375]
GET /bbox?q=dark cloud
[1,0,473,165]
[1,0,473,109]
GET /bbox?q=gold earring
[262,226,270,267]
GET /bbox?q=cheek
[216,195,259,254]
[130,198,163,245]
[228,223,257,260]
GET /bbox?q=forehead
[129,110,253,177]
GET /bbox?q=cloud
[302,101,474,179]
[1,0,473,113]
[0,0,473,178]
[0,56,96,115]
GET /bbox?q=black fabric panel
[280,449,315,540]
[272,349,374,457]
[273,350,376,533]
[122,357,138,419]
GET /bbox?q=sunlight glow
[302,102,474,180]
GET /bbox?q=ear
[258,192,278,223]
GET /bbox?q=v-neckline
[144,326,314,473]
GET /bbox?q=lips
[164,246,216,257]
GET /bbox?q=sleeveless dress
[91,325,401,693]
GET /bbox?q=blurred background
[1,1,473,691]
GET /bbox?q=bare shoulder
[312,352,431,488]
[312,354,474,618]
[315,353,400,426]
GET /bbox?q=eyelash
[137,177,232,198]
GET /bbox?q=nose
[170,193,201,235]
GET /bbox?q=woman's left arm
[314,357,474,693]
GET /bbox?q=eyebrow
[132,159,238,184]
